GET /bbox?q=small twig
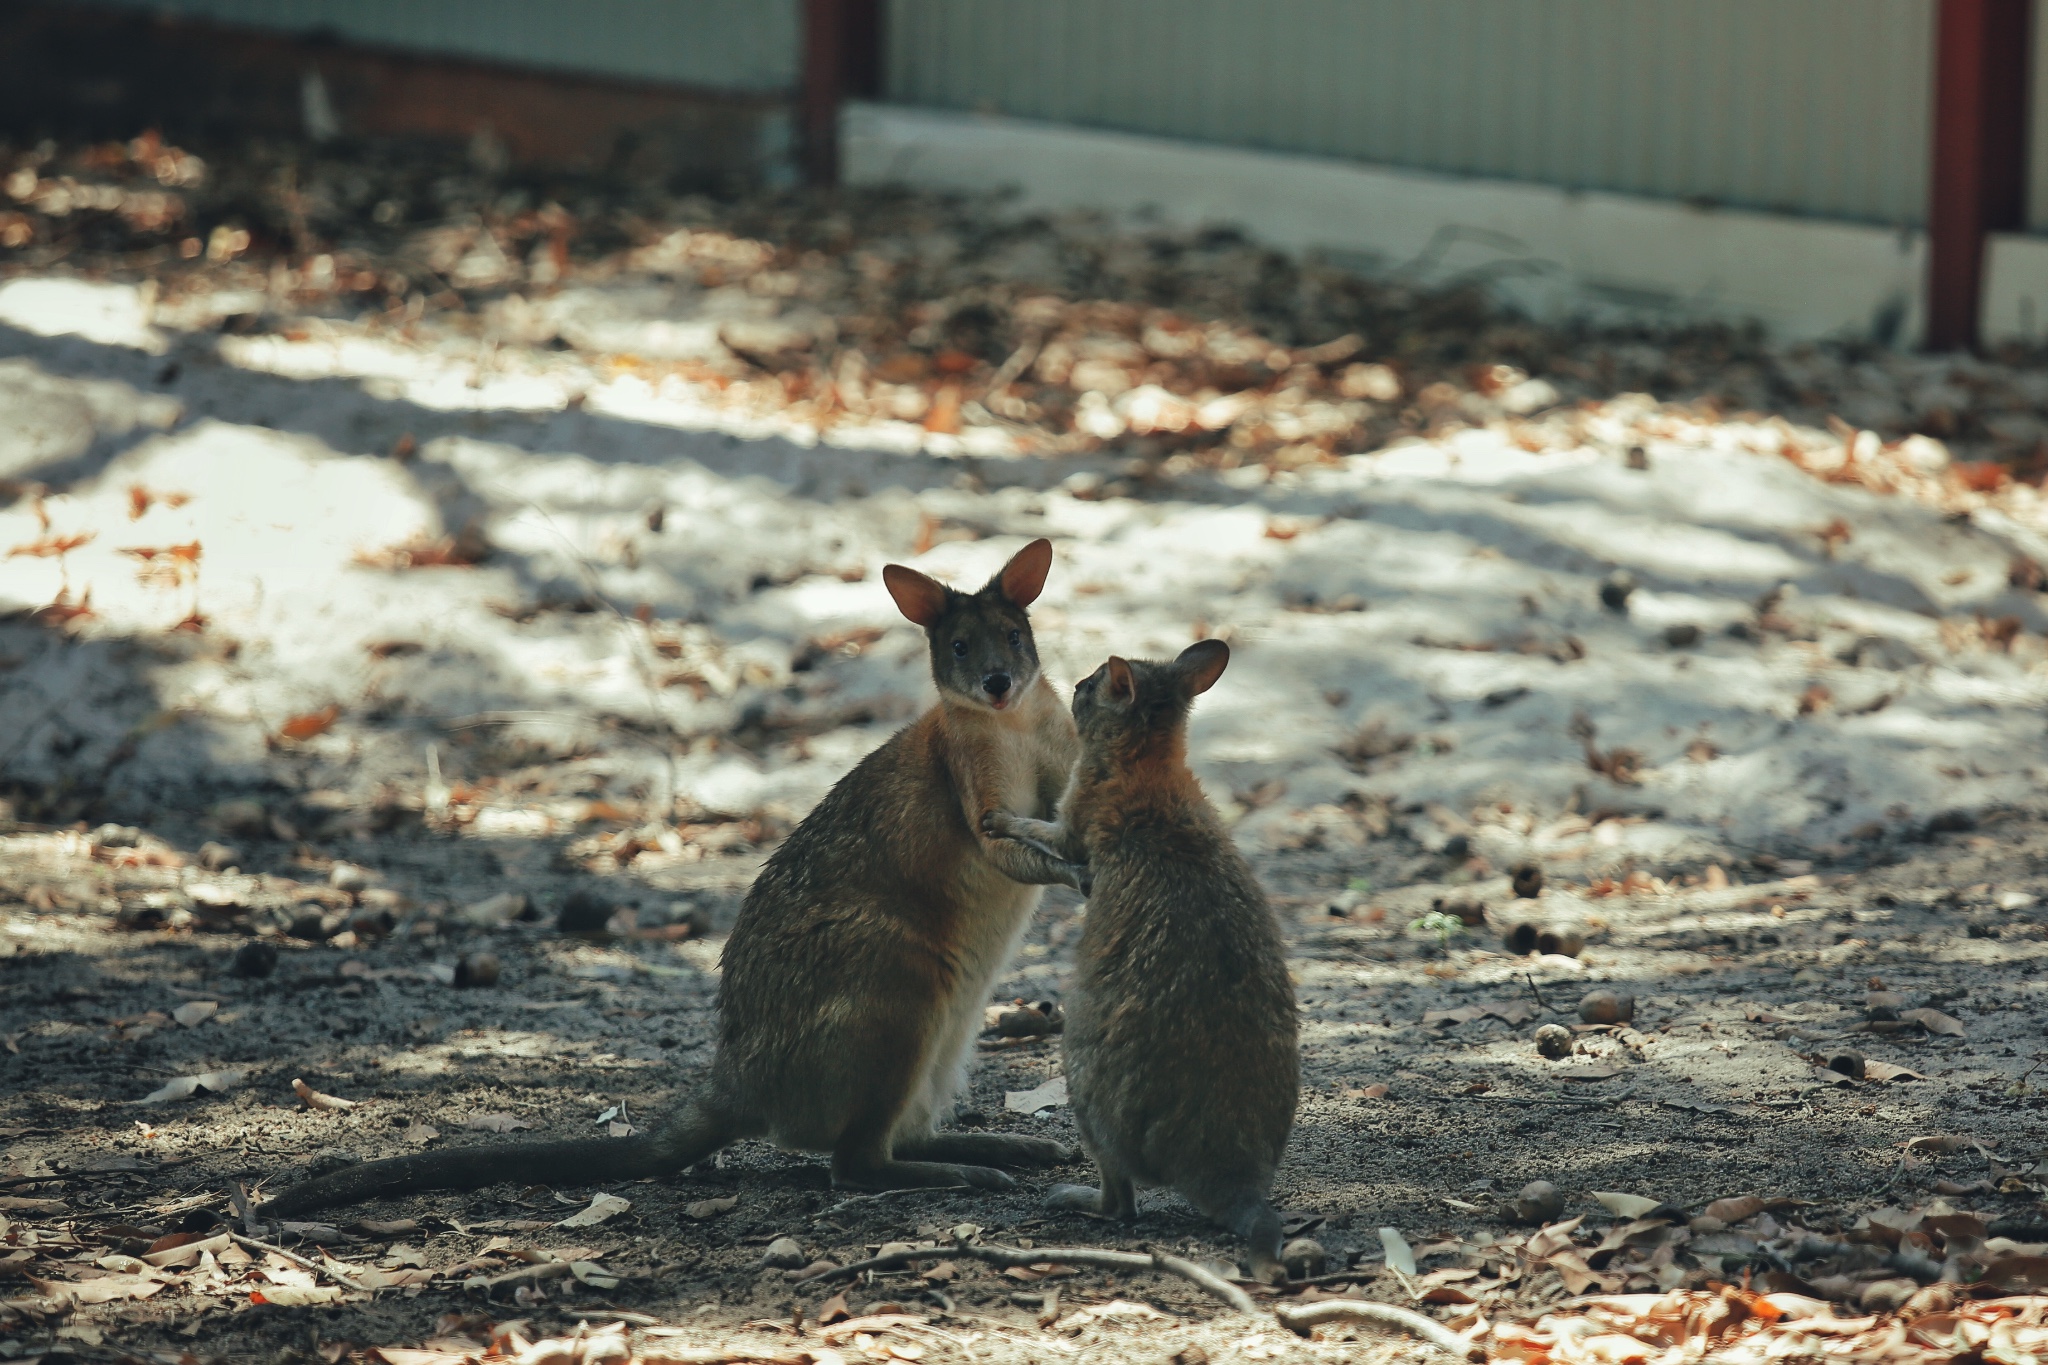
[568,1309,662,1327]
[796,1241,1257,1315]
[979,328,1044,402]
[227,1231,367,1293]
[1273,1299,1483,1359]
[1522,971,1550,1012]
[811,1186,969,1221]
[1149,1249,1257,1314]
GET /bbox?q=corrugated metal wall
[886,0,1936,227]
[65,0,800,94]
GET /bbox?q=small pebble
[211,799,267,836]
[1280,1237,1327,1279]
[1534,1023,1574,1059]
[1624,444,1650,470]
[761,1237,807,1269]
[1578,989,1635,1025]
[557,888,620,935]
[454,952,501,988]
[1513,1180,1564,1224]
[328,862,371,893]
[198,841,241,871]
[1664,623,1701,648]
[1599,571,1636,612]
[229,940,278,978]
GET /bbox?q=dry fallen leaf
[686,1194,738,1220]
[1702,1195,1772,1223]
[403,1122,439,1146]
[463,1113,533,1133]
[171,1000,217,1027]
[1901,1007,1965,1037]
[1594,1192,1664,1219]
[0,1196,65,1213]
[1004,1075,1068,1115]
[556,1192,632,1228]
[140,1069,244,1104]
[1378,1226,1417,1276]
[279,704,343,741]
[34,1272,165,1304]
[293,1078,357,1111]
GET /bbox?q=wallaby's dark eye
[1008,630,1021,649]
[951,639,967,658]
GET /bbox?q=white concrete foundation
[1984,232,2048,347]
[844,103,1927,346]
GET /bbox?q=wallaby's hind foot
[1048,1166,1136,1219]
[1046,1182,1104,1212]
[831,1155,1017,1192]
[896,1133,1073,1167]
[1234,1197,1286,1284]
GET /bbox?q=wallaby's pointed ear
[994,537,1054,607]
[1105,656,1137,703]
[883,563,949,627]
[1176,638,1230,695]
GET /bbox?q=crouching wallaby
[983,640,1299,1281]
[261,539,1086,1217]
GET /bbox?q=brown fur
[984,640,1299,1279]
[262,540,1083,1216]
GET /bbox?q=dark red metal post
[1928,0,2032,351]
[801,0,882,186]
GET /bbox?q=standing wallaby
[261,539,1086,1216]
[983,640,1299,1280]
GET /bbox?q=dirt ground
[3,780,2048,1362]
[6,128,2048,1365]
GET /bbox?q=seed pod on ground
[1513,1180,1564,1224]
[454,952,501,988]
[1511,863,1544,899]
[1537,926,1585,957]
[1534,1023,1573,1059]
[760,1237,807,1269]
[1280,1237,1327,1279]
[1826,1050,1865,1080]
[1436,897,1485,926]
[1504,921,1540,954]
[1578,989,1634,1024]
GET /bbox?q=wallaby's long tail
[258,1099,732,1218]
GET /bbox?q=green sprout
[1409,909,1467,949]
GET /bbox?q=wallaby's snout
[983,671,1013,706]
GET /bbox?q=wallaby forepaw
[957,1164,1018,1191]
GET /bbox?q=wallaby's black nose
[983,672,1012,698]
